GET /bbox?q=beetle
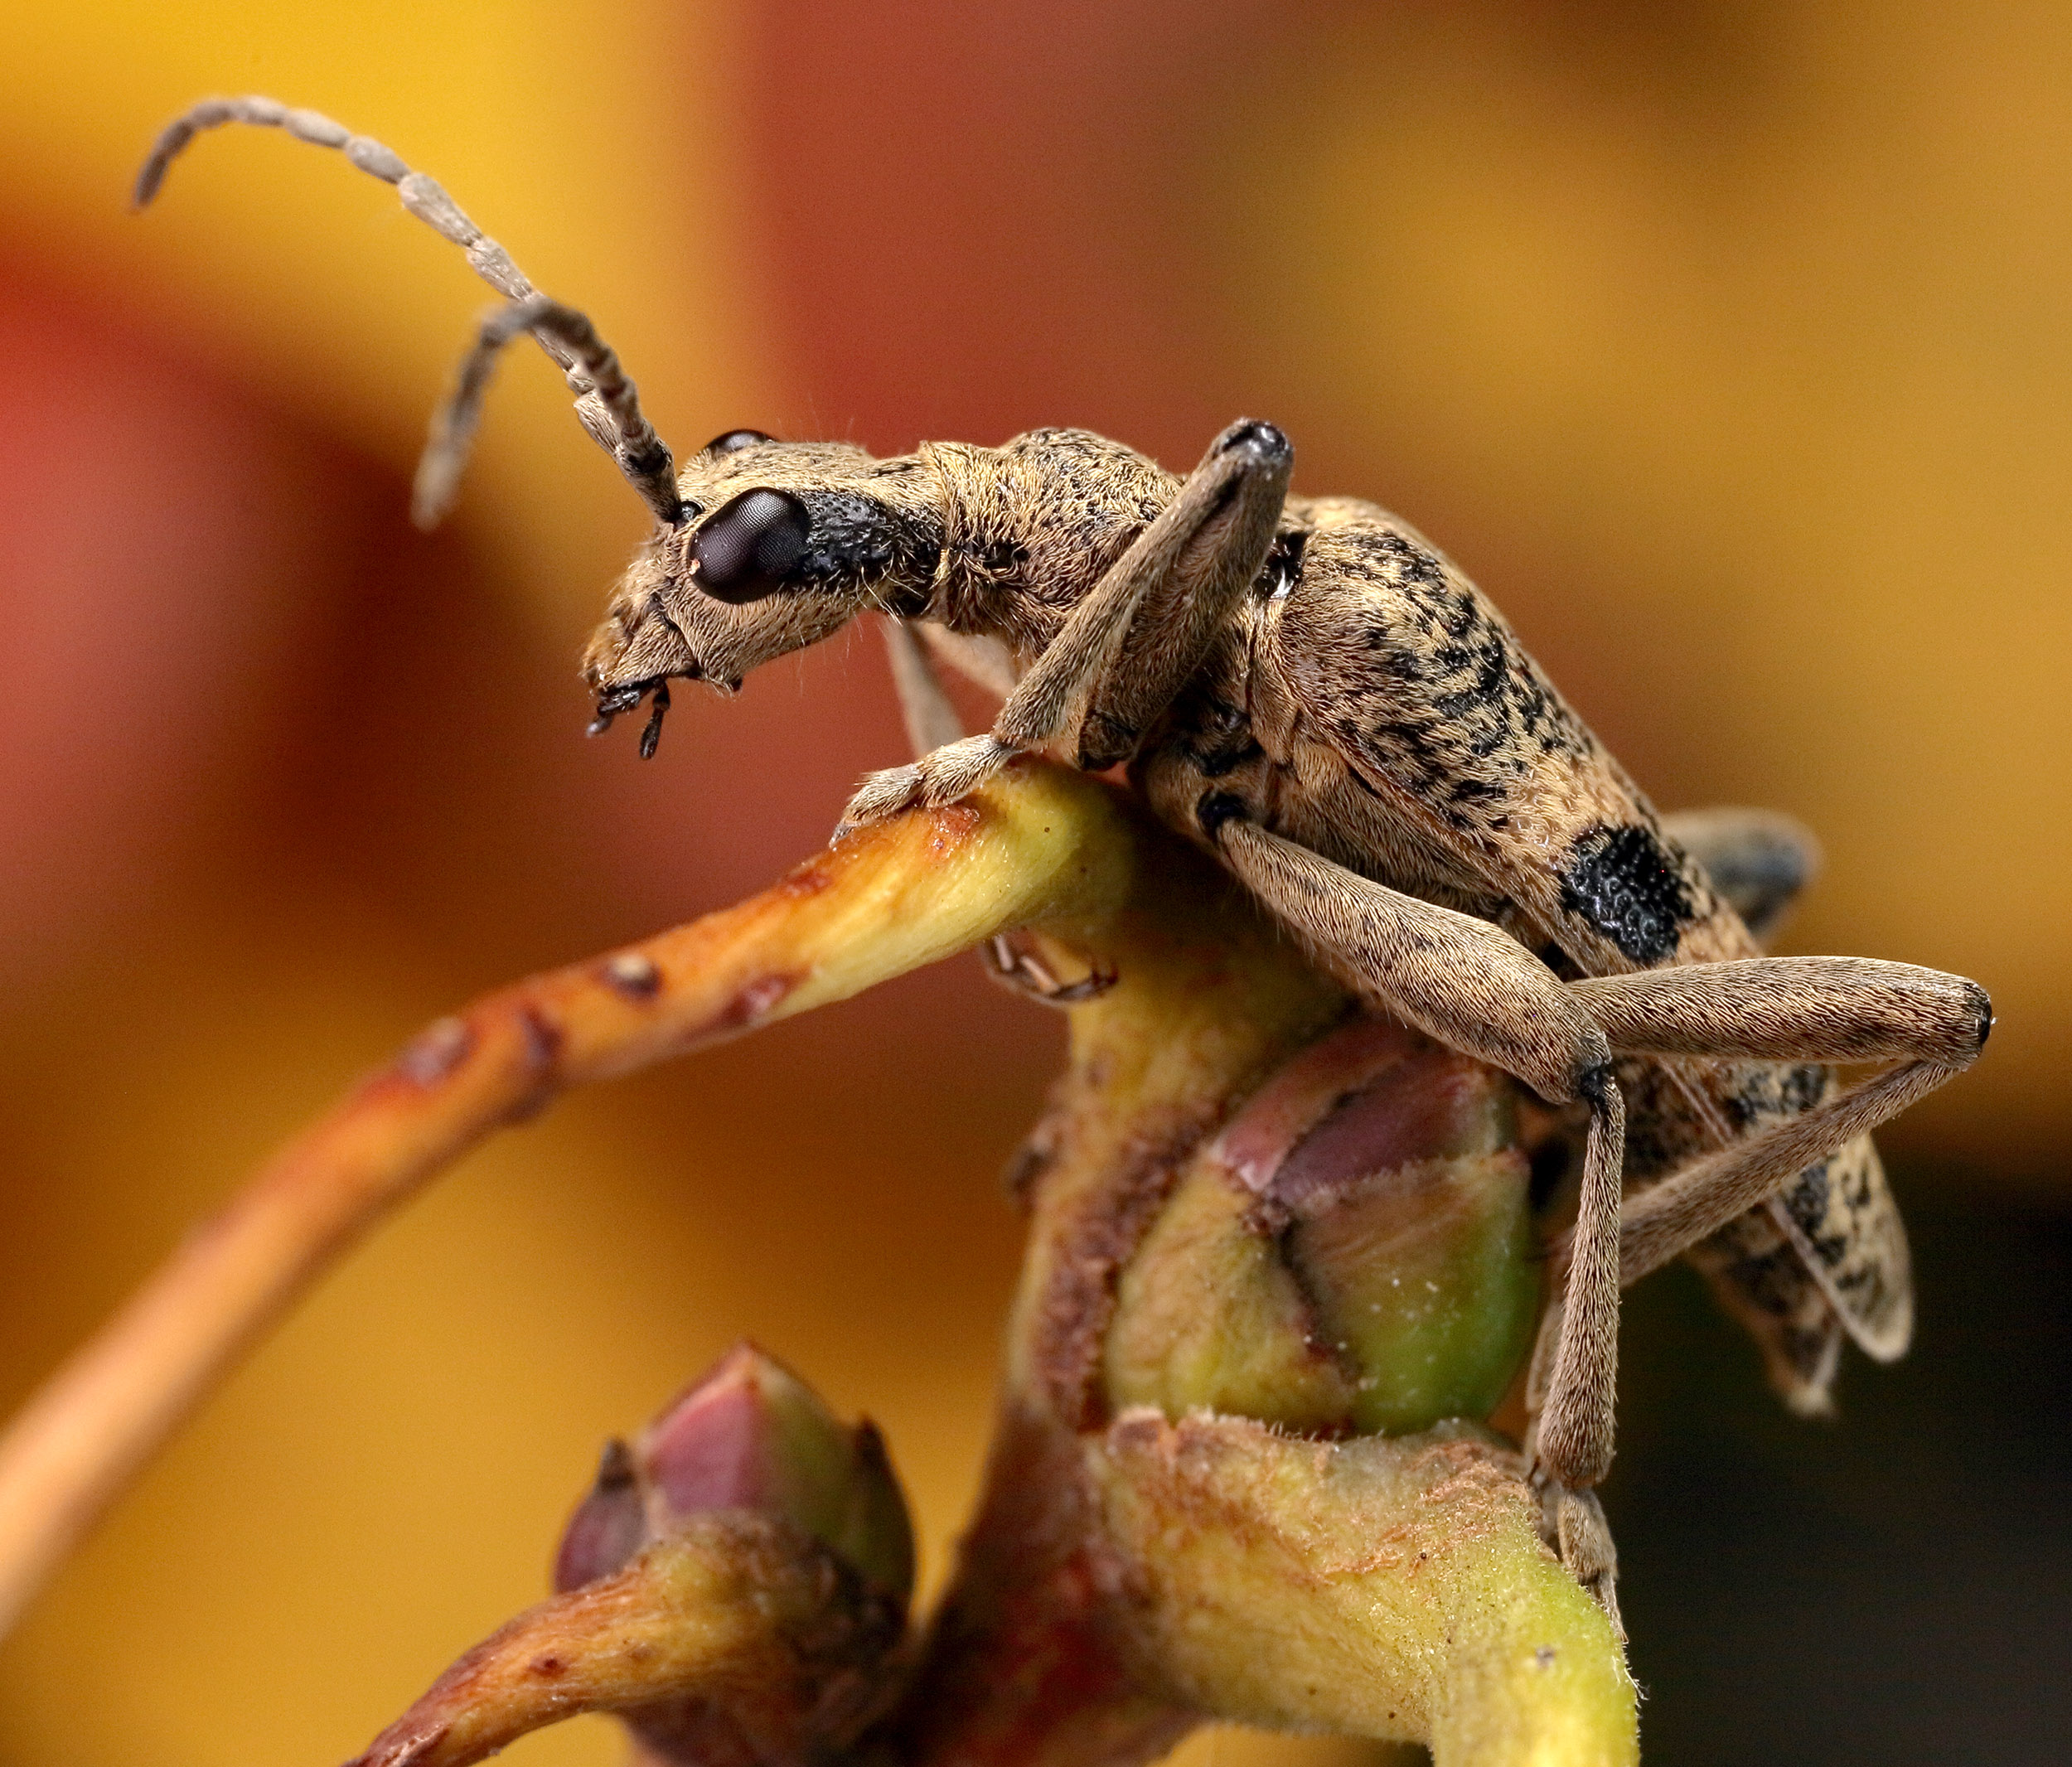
[137,97,1992,1617]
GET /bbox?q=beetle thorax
[921,429,1182,661]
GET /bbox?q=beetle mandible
[138,97,1993,1616]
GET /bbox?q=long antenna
[135,95,680,527]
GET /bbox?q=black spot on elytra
[1559,824,1694,965]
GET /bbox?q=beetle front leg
[853,617,1008,820]
[837,421,1291,835]
[879,618,1115,1008]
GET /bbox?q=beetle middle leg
[880,617,967,757]
[1198,818,1631,1515]
[838,421,1292,834]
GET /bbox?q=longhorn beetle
[138,97,1992,1618]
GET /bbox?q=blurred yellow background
[1,2,2066,1763]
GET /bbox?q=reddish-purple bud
[552,1438,646,1593]
[554,1343,913,1604]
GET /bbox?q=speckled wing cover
[1193,492,1910,1410]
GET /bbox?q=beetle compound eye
[692,489,811,603]
[704,428,776,455]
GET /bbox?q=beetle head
[582,431,943,757]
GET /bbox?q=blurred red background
[2,3,2067,1763]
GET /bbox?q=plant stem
[0,765,1135,1637]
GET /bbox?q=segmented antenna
[134,95,680,529]
[416,294,677,529]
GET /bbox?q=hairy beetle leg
[834,736,1016,841]
[996,419,1290,771]
[1200,805,1992,1612]
[1547,1484,1622,1644]
[879,617,967,757]
[877,622,1115,1009]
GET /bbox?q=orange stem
[0,766,1137,1636]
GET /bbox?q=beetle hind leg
[1565,956,1988,1288]
[1195,807,1991,1617]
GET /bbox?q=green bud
[1105,1017,1539,1437]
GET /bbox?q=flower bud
[1106,1016,1539,1436]
[556,1341,914,1603]
[347,1347,914,1767]
[552,1436,645,1592]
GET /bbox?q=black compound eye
[692,489,811,603]
[704,428,776,456]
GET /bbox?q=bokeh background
[2,2,2068,1761]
